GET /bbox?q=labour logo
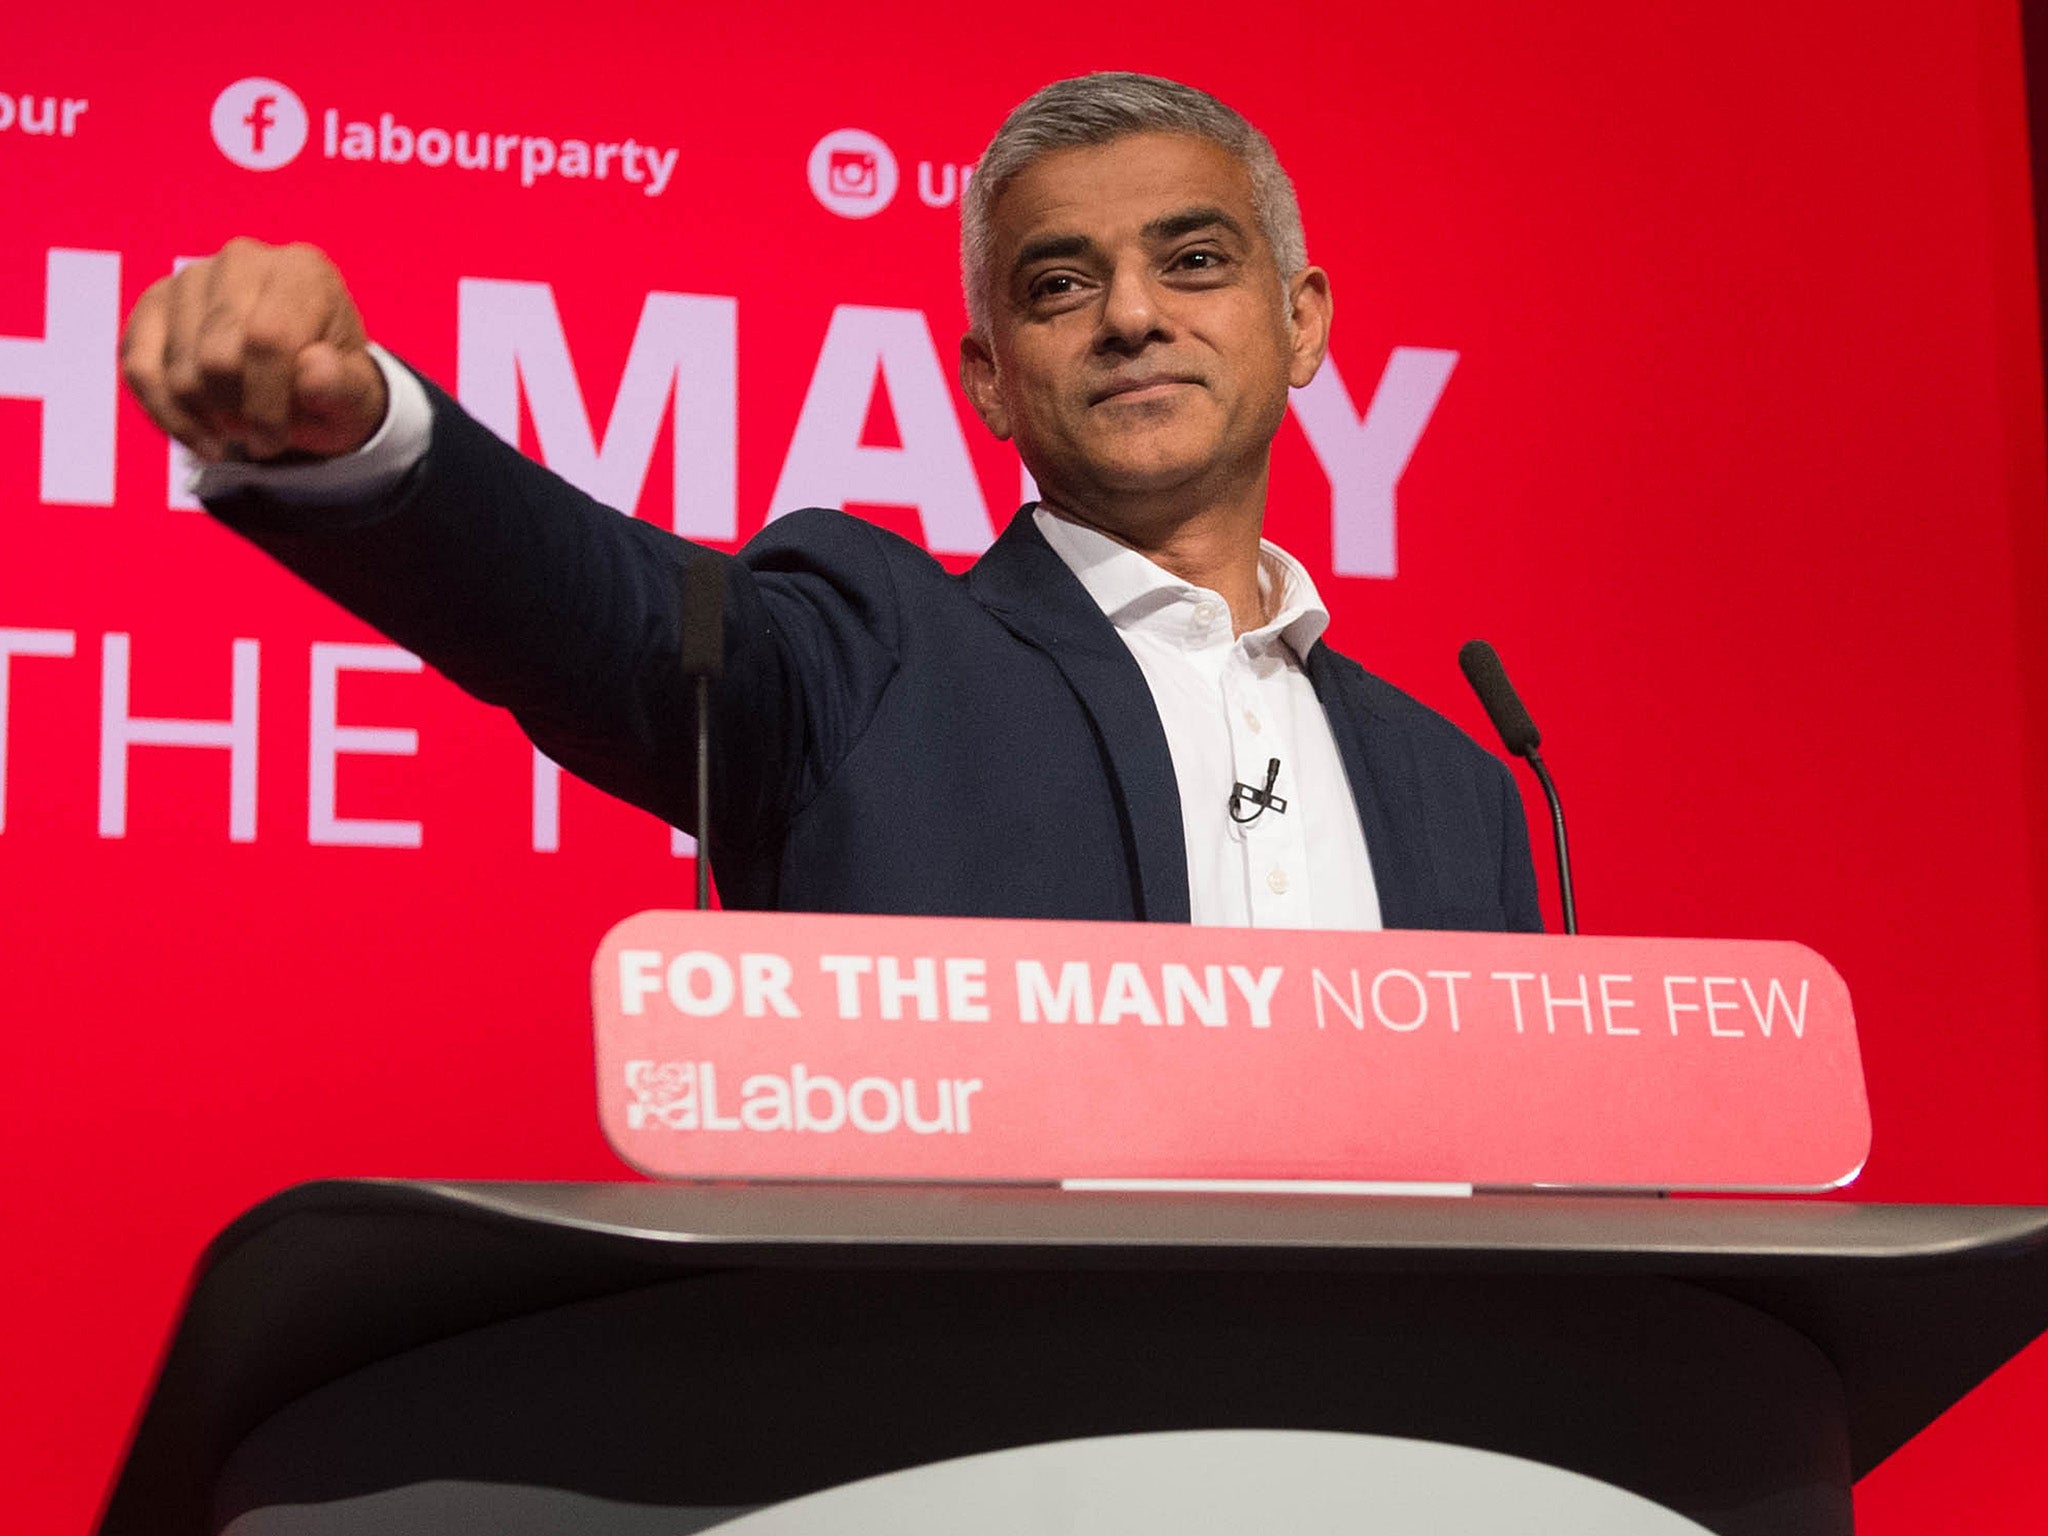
[210,77,308,171]
[807,127,897,218]
[625,1060,699,1130]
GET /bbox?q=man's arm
[120,239,902,873]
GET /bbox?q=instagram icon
[807,127,898,218]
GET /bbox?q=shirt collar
[1032,506,1331,660]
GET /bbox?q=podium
[96,1180,2048,1536]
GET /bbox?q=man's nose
[1095,264,1169,352]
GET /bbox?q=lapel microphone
[1230,757,1288,824]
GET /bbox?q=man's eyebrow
[1011,233,1093,273]
[1142,206,1248,244]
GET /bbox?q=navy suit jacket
[210,377,1541,931]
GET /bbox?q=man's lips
[1089,375,1202,405]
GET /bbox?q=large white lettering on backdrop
[3,248,1453,571]
[457,278,740,541]
[0,248,119,506]
[766,303,995,555]
[0,628,432,848]
[1293,347,1458,578]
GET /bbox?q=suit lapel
[968,509,1191,922]
[1305,645,1440,930]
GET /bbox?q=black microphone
[1229,757,1288,824]
[679,553,728,912]
[1458,640,1577,934]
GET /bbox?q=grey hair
[961,72,1308,337]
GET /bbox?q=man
[120,73,1540,931]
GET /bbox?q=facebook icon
[210,77,307,171]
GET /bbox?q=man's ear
[959,332,1012,440]
[1285,266,1333,389]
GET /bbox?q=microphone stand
[1521,747,1576,936]
[678,554,727,913]
[694,673,712,912]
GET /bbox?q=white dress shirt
[194,351,1383,929]
[1033,510,1381,931]
[192,345,431,506]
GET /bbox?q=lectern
[96,1180,2048,1536]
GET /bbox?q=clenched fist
[120,238,388,464]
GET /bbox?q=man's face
[960,131,1330,527]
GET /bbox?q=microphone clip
[1229,758,1288,825]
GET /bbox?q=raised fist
[120,237,388,464]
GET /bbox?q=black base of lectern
[96,1183,2048,1536]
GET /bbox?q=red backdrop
[6,2,2048,1530]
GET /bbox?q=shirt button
[1243,709,1262,733]
[1192,601,1221,626]
[1267,867,1291,895]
